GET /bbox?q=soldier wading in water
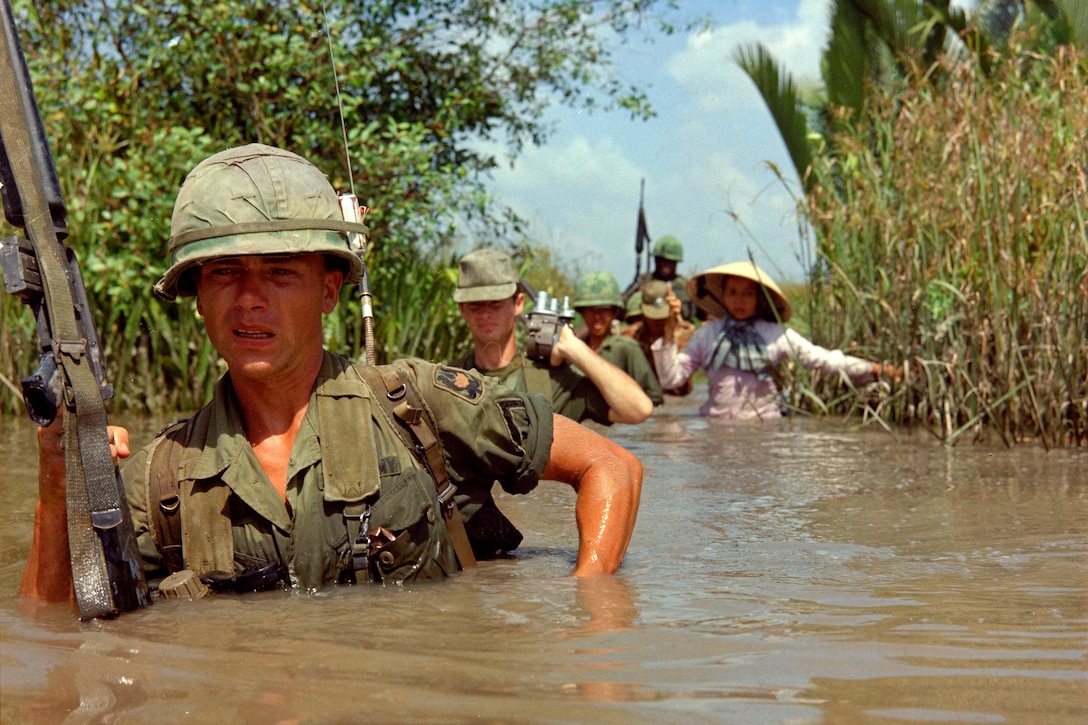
[21,144,642,604]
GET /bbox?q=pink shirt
[652,318,875,419]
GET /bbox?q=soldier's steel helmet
[624,291,643,321]
[574,271,624,313]
[652,235,683,262]
[154,144,367,301]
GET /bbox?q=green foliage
[734,45,814,190]
[798,49,1087,447]
[732,1,1087,445]
[2,0,679,415]
[735,0,1086,192]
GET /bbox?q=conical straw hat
[685,261,791,322]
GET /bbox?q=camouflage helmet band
[167,218,370,251]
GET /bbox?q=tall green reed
[794,48,1087,447]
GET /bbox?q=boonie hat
[639,280,671,320]
[686,261,792,322]
[454,248,519,303]
[155,144,367,301]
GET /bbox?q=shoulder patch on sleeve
[433,365,484,403]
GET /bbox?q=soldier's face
[195,253,341,383]
[458,293,524,346]
[654,257,677,281]
[580,307,615,338]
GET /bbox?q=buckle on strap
[436,482,458,509]
[55,338,88,361]
[344,508,371,572]
[393,399,423,425]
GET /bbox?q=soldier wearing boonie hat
[22,145,645,606]
[621,279,696,397]
[453,249,654,426]
[639,279,672,320]
[651,260,898,419]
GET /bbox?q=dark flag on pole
[634,178,651,282]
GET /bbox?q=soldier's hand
[108,425,131,465]
[550,323,579,366]
[663,288,682,343]
[37,416,131,510]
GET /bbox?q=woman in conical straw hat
[651,261,896,419]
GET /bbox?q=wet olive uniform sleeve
[595,335,664,406]
[395,357,553,496]
[544,360,614,425]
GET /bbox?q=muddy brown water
[1,385,1085,724]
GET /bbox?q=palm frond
[734,42,815,191]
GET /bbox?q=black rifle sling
[0,3,148,618]
[354,365,477,569]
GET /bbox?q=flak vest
[143,359,469,588]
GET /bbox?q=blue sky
[481,0,833,289]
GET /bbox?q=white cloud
[486,0,830,287]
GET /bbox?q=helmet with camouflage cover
[154,144,368,301]
[624,291,643,321]
[573,271,624,313]
[652,235,683,262]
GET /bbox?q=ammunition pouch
[339,468,456,584]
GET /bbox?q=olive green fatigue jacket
[451,350,613,426]
[579,333,664,406]
[123,352,552,590]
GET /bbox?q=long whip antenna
[321,1,375,364]
[321,0,355,197]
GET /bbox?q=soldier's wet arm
[21,421,131,602]
[552,326,652,424]
[543,414,642,576]
[20,421,73,601]
[421,362,553,494]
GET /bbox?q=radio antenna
[320,0,355,197]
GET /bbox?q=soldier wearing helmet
[452,249,653,427]
[573,272,662,406]
[22,145,643,605]
[622,234,696,322]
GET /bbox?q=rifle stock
[1,0,150,618]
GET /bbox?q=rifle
[0,0,150,618]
